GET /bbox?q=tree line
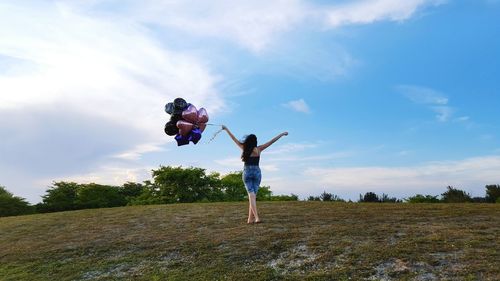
[0,166,298,217]
[1,166,499,217]
[308,185,500,203]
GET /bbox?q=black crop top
[244,156,260,166]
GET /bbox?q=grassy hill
[1,202,499,281]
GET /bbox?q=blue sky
[1,0,499,203]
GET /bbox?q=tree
[0,186,33,217]
[320,191,333,201]
[77,183,127,209]
[220,172,247,202]
[359,192,379,203]
[152,166,215,203]
[128,180,163,205]
[441,186,472,203]
[485,185,500,203]
[257,186,272,201]
[318,191,344,202]
[38,182,79,212]
[380,193,400,203]
[405,194,440,203]
[119,182,144,203]
[307,196,321,201]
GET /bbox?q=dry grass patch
[0,202,499,280]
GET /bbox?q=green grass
[1,202,499,280]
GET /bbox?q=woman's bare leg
[249,193,260,222]
[247,196,255,223]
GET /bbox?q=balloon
[164,120,179,136]
[177,120,194,136]
[165,102,174,115]
[189,128,202,144]
[198,123,207,133]
[197,108,208,123]
[164,98,210,146]
[182,104,198,124]
[175,134,190,146]
[174,98,187,109]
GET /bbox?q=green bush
[485,185,500,203]
[77,183,127,209]
[406,194,440,203]
[441,186,473,203]
[0,186,33,217]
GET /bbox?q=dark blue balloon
[175,134,190,146]
[189,128,202,144]
[165,102,174,115]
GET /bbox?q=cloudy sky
[1,0,499,203]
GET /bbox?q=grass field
[1,202,499,281]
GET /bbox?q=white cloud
[44,164,154,187]
[304,155,500,197]
[325,0,446,27]
[283,99,311,113]
[0,2,224,157]
[61,0,445,53]
[67,0,309,53]
[398,85,448,105]
[398,85,456,122]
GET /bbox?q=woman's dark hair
[241,134,257,162]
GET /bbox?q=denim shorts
[243,165,261,194]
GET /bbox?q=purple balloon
[189,128,202,144]
[175,134,190,146]
[182,104,198,124]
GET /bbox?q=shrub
[269,194,299,201]
[441,186,473,203]
[0,186,34,217]
[38,182,79,212]
[359,192,379,202]
[406,194,440,203]
[485,185,500,203]
[77,183,127,209]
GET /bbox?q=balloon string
[207,128,224,144]
[206,123,222,126]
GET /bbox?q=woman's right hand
[282,132,288,136]
[222,125,228,131]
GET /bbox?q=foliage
[441,186,473,203]
[152,166,216,203]
[128,180,163,206]
[220,171,247,202]
[38,182,79,212]
[119,182,144,201]
[307,196,321,201]
[256,186,272,201]
[485,184,500,203]
[77,184,127,209]
[380,193,401,203]
[0,186,33,217]
[472,197,488,203]
[359,192,380,202]
[406,194,441,203]
[319,191,345,202]
[269,194,299,201]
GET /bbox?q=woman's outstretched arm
[257,132,288,152]
[222,125,243,150]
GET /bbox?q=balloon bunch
[164,98,209,146]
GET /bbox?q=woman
[222,125,288,224]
